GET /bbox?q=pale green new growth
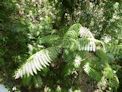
[15,47,60,79]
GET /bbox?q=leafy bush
[0,0,122,92]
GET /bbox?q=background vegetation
[0,0,122,92]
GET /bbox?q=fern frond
[65,23,81,38]
[103,64,119,88]
[63,25,99,52]
[63,25,105,52]
[79,26,96,52]
[78,38,96,52]
[63,37,79,51]
[79,26,95,39]
[106,44,122,55]
[83,62,102,81]
[15,47,60,79]
[62,24,81,50]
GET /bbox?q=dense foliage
[0,0,122,92]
